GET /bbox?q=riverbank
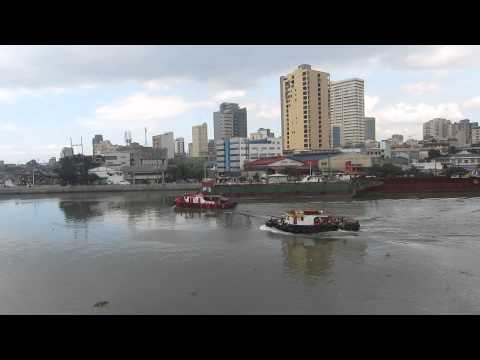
[0,183,201,195]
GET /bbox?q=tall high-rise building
[152,132,175,159]
[423,118,452,140]
[451,119,473,145]
[213,103,247,141]
[192,122,209,157]
[187,143,192,156]
[92,134,103,155]
[175,137,185,155]
[364,117,376,141]
[330,78,365,147]
[280,64,331,153]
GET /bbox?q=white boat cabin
[281,210,333,226]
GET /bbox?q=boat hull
[174,201,237,210]
[265,219,360,233]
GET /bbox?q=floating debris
[93,301,109,308]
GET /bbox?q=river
[0,192,479,314]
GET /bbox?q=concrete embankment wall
[0,183,201,195]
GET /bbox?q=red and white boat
[174,192,237,210]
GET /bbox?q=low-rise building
[248,137,282,160]
[410,161,444,172]
[317,153,372,173]
[472,128,480,145]
[418,150,430,161]
[215,137,249,175]
[88,167,129,185]
[445,150,480,170]
[244,156,307,175]
[104,152,132,168]
[105,144,169,184]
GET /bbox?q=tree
[56,157,77,185]
[55,155,98,185]
[167,157,206,181]
[252,172,260,182]
[364,163,404,178]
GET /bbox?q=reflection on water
[282,238,335,280]
[58,192,175,223]
[280,235,368,284]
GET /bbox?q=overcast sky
[2,45,480,163]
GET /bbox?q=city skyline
[3,45,480,162]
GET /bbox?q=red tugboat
[265,209,360,233]
[174,178,237,210]
[175,192,237,209]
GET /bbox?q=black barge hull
[265,219,360,233]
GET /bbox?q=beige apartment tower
[280,64,331,152]
[192,122,208,157]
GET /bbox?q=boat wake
[259,224,294,236]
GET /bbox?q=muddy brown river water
[0,192,479,314]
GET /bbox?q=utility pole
[327,154,331,179]
[144,127,148,146]
[70,137,84,156]
[32,169,35,186]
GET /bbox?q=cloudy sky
[1,45,480,163]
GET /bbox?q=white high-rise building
[330,78,365,147]
[423,118,452,140]
[175,137,185,155]
[152,132,175,159]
